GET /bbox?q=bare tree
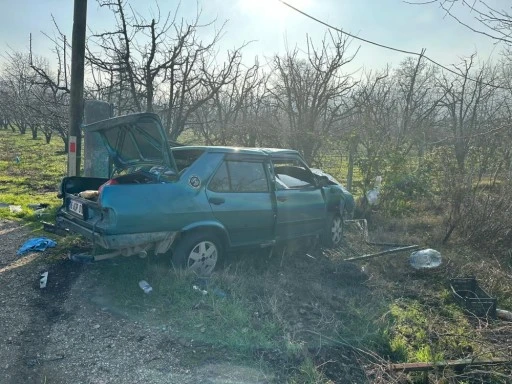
[0,52,34,136]
[270,32,357,163]
[435,55,501,242]
[408,0,512,45]
[393,53,441,158]
[27,29,71,149]
[164,45,247,141]
[192,59,277,147]
[87,0,247,142]
[349,69,395,193]
[0,79,14,131]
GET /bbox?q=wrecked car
[56,113,347,275]
[310,168,354,219]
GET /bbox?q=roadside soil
[0,219,272,384]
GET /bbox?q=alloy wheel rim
[188,240,218,275]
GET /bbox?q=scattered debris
[389,358,511,373]
[192,278,229,298]
[347,218,414,247]
[42,221,69,236]
[138,280,153,294]
[78,190,99,199]
[410,248,442,269]
[366,175,382,206]
[39,271,48,288]
[192,285,208,295]
[27,203,49,210]
[450,277,497,319]
[17,237,57,255]
[344,245,419,262]
[33,208,48,218]
[496,308,512,321]
[9,205,22,214]
[68,252,94,264]
[0,202,11,208]
[212,287,228,298]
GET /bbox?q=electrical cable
[277,0,510,90]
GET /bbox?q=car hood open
[83,113,177,172]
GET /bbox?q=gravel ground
[0,220,270,384]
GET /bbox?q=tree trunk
[346,136,358,192]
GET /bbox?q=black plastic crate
[450,277,497,319]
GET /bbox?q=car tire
[172,232,222,275]
[322,213,344,248]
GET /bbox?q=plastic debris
[17,237,57,255]
[410,248,442,269]
[33,208,49,218]
[15,156,20,164]
[28,203,50,210]
[193,285,208,295]
[496,309,512,321]
[138,280,153,294]
[9,205,22,214]
[40,272,48,288]
[193,278,228,298]
[195,278,209,289]
[366,176,382,206]
[212,287,228,298]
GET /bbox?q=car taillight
[98,179,119,198]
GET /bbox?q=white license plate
[69,200,83,217]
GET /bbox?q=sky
[0,0,509,74]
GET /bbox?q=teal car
[56,113,346,275]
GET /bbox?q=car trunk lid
[83,113,177,174]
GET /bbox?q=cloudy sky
[0,0,509,72]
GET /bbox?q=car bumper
[56,215,176,253]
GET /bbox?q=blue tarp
[17,237,57,255]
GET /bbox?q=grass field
[0,130,66,221]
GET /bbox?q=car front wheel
[172,232,222,275]
[322,213,344,247]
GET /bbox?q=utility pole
[68,0,88,176]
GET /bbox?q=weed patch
[0,131,64,220]
[89,257,282,355]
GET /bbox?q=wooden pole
[389,358,511,373]
[344,245,419,262]
[68,0,88,176]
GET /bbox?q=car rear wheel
[322,213,344,247]
[172,232,221,275]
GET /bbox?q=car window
[209,162,230,192]
[171,149,205,172]
[209,161,269,193]
[272,158,316,189]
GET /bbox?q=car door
[271,156,327,239]
[205,156,275,247]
